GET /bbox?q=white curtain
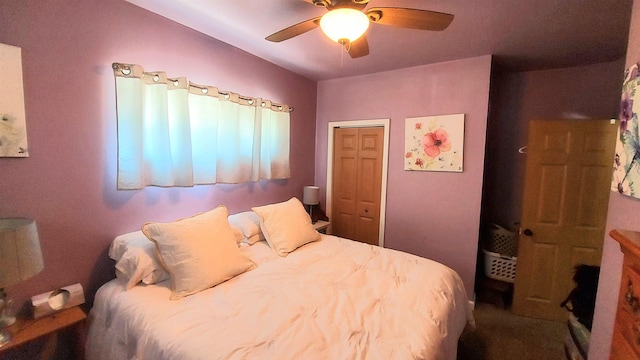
[113,63,290,190]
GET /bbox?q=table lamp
[0,218,44,347]
[303,186,320,224]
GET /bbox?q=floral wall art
[0,43,29,157]
[612,63,640,198]
[404,114,465,172]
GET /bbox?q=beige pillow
[142,206,256,300]
[252,197,320,257]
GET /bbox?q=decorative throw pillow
[142,206,256,300]
[252,197,320,257]
[228,211,265,244]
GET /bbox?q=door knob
[523,229,533,236]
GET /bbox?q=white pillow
[252,197,320,257]
[109,231,170,288]
[142,206,256,300]
[115,245,170,290]
[109,230,148,261]
[228,211,265,244]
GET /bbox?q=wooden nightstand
[313,220,330,234]
[0,306,87,359]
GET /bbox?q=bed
[86,198,473,360]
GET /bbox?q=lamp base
[0,289,15,328]
[0,328,11,348]
[309,205,316,224]
[0,314,15,328]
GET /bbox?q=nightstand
[0,306,87,359]
[313,220,330,234]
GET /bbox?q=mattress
[86,234,473,360]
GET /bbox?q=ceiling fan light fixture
[319,8,369,44]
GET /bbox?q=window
[112,63,290,190]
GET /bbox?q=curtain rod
[112,62,293,112]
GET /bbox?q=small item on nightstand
[31,283,85,320]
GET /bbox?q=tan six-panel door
[512,119,617,321]
[331,127,383,246]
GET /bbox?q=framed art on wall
[612,62,640,198]
[404,114,465,172]
[0,43,29,157]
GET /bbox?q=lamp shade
[303,186,320,205]
[0,219,43,288]
[319,8,370,43]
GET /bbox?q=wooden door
[512,119,617,321]
[332,127,384,246]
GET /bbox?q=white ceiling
[125,0,633,81]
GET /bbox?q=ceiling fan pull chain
[340,39,351,67]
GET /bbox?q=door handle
[523,229,533,236]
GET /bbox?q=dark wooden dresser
[610,229,640,359]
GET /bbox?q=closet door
[332,127,383,245]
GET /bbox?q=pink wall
[315,56,492,296]
[590,0,640,358]
[484,61,623,229]
[0,0,317,310]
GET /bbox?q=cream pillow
[228,211,265,244]
[252,197,320,257]
[142,206,256,300]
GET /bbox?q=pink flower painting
[421,128,452,158]
[404,114,464,172]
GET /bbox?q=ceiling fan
[265,0,454,58]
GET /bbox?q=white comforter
[86,235,473,360]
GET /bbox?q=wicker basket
[487,223,518,257]
[483,249,517,283]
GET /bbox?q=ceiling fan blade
[348,36,369,58]
[366,7,454,31]
[266,17,321,42]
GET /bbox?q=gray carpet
[458,302,567,360]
